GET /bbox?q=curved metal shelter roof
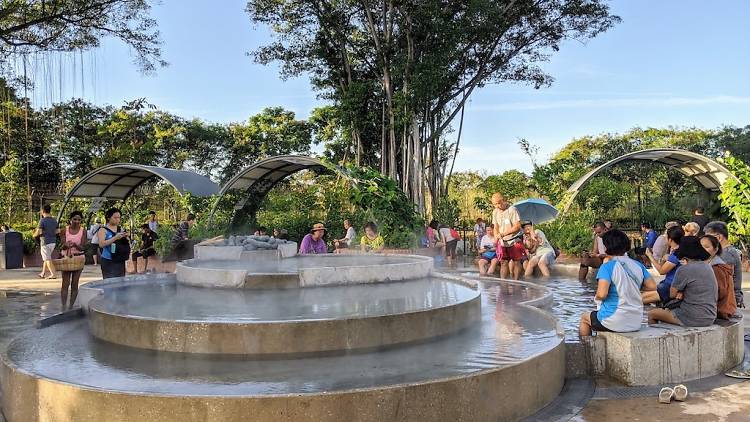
[564,148,737,212]
[58,163,219,220]
[219,155,329,197]
[213,155,334,227]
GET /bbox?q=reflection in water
[5,278,561,396]
[96,278,478,322]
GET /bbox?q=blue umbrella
[512,198,559,224]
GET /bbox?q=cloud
[469,95,750,111]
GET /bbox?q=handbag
[52,250,85,272]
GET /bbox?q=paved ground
[0,265,103,291]
[1,263,749,422]
[580,382,750,421]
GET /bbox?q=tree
[246,0,620,212]
[222,107,313,183]
[0,0,164,74]
[474,170,531,213]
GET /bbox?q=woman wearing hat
[299,223,328,255]
[648,236,718,327]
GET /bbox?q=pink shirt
[65,226,84,255]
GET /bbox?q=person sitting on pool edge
[579,229,657,338]
[477,225,498,276]
[648,236,718,327]
[360,222,385,253]
[522,221,556,278]
[299,223,328,254]
[642,225,684,305]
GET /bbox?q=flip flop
[725,370,750,379]
[673,384,688,401]
[658,387,674,404]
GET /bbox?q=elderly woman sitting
[522,221,556,277]
[648,236,718,327]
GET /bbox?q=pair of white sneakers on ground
[658,384,688,403]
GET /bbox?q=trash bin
[0,232,24,269]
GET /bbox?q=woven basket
[52,254,85,272]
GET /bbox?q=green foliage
[153,224,175,258]
[719,152,750,248]
[539,212,597,256]
[0,1,164,74]
[433,197,460,227]
[248,0,620,208]
[474,170,531,214]
[346,166,422,248]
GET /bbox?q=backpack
[450,228,461,241]
[102,226,131,262]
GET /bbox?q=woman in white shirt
[522,221,556,277]
[478,226,498,275]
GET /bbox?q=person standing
[334,219,356,252]
[34,204,58,279]
[59,211,87,309]
[438,224,458,266]
[98,208,130,279]
[299,223,328,254]
[491,192,523,280]
[147,210,158,232]
[87,217,103,265]
[690,207,709,233]
[704,221,744,308]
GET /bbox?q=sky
[24,0,750,174]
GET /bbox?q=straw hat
[310,223,327,234]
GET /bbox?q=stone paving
[1,264,749,421]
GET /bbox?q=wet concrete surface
[4,278,559,395]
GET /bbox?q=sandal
[658,387,674,404]
[725,370,750,379]
[673,384,688,401]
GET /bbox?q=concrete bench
[570,318,744,386]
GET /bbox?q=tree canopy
[0,0,164,74]
[246,0,620,212]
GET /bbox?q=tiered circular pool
[1,254,565,422]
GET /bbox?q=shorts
[498,242,525,261]
[535,251,556,266]
[100,258,126,279]
[445,239,458,257]
[480,251,497,261]
[656,281,672,303]
[40,242,55,261]
[590,311,613,332]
